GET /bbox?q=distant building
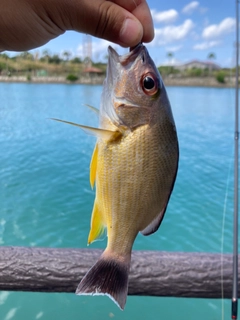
[177,60,221,71]
[81,66,104,84]
[36,69,48,77]
[82,67,104,76]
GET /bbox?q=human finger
[61,0,144,47]
[110,0,154,43]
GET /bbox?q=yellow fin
[50,118,116,140]
[88,201,105,245]
[90,143,98,189]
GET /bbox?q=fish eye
[143,76,155,90]
[141,73,159,96]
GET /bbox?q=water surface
[0,83,236,319]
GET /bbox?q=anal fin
[88,201,105,245]
[90,144,98,189]
[141,165,179,236]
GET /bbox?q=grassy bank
[0,74,236,88]
[0,52,236,87]
[0,52,106,80]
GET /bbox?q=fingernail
[119,18,143,47]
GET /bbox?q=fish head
[100,43,172,131]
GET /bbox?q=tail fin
[76,252,130,310]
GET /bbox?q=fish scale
[96,122,176,253]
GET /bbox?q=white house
[177,60,221,71]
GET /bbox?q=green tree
[63,51,71,62]
[71,57,82,64]
[207,52,216,75]
[167,52,174,75]
[66,74,78,82]
[167,52,174,64]
[49,54,61,64]
[216,70,225,83]
[19,51,34,60]
[208,52,216,60]
[0,53,9,59]
[0,53,9,75]
[0,62,7,74]
[42,49,51,63]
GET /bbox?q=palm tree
[167,52,174,64]
[41,49,51,76]
[42,49,50,57]
[0,53,9,59]
[20,51,34,60]
[207,52,216,75]
[63,51,71,62]
[208,52,216,60]
[42,49,50,63]
[167,52,174,75]
[0,53,9,75]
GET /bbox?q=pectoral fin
[50,118,119,140]
[83,104,99,115]
[88,201,105,244]
[90,144,98,188]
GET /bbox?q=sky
[7,0,237,67]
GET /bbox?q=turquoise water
[0,83,237,319]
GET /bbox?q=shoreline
[0,75,236,88]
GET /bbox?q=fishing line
[220,33,237,319]
[232,1,239,318]
[221,150,234,320]
[220,5,239,318]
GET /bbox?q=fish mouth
[106,43,146,84]
[108,43,145,66]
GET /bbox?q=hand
[0,0,154,51]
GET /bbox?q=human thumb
[62,0,144,47]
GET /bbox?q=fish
[52,43,179,310]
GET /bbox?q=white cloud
[92,40,114,56]
[182,1,199,14]
[193,41,221,50]
[152,19,194,46]
[151,9,178,24]
[161,57,182,66]
[202,17,235,39]
[166,45,182,52]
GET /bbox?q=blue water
[0,83,236,319]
